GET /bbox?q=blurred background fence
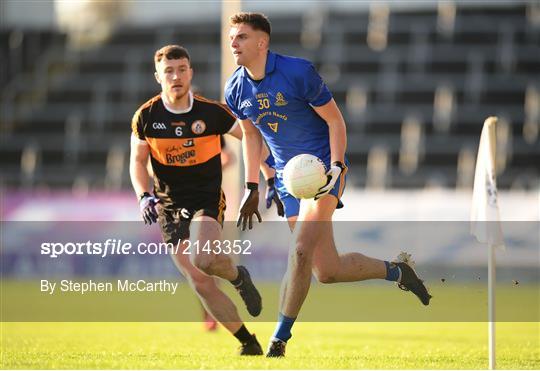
[1,0,538,191]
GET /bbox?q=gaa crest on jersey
[191,120,206,135]
[274,92,288,107]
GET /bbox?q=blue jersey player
[225,13,432,357]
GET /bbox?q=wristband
[266,177,275,187]
[139,192,151,201]
[331,161,346,171]
[245,182,259,191]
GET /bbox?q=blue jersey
[224,51,333,171]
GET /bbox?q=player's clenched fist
[237,183,262,231]
[139,192,160,225]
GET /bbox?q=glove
[139,192,160,225]
[237,182,262,230]
[265,178,285,217]
[314,161,347,200]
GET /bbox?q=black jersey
[131,93,236,207]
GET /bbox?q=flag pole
[483,117,498,370]
[488,241,496,370]
[471,116,501,370]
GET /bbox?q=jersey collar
[241,50,276,80]
[265,50,276,75]
[161,91,193,114]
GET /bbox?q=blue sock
[272,312,296,342]
[384,261,401,282]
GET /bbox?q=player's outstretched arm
[312,99,348,199]
[227,124,283,217]
[312,98,347,164]
[237,119,263,230]
[227,123,274,178]
[240,119,263,182]
[129,134,159,224]
[226,123,276,184]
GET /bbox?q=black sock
[230,266,243,286]
[234,324,253,344]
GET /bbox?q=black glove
[265,178,284,217]
[237,182,262,231]
[139,192,159,225]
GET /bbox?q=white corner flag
[470,116,505,370]
[471,116,505,249]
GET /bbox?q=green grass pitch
[1,282,538,369]
[2,322,539,369]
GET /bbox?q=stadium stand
[1,3,538,190]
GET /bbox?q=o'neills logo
[191,120,206,135]
[166,150,196,164]
[240,99,253,109]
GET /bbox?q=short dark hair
[154,45,190,65]
[230,12,271,36]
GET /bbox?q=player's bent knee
[313,269,337,284]
[192,254,216,275]
[211,253,233,270]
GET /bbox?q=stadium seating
[1,3,538,190]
